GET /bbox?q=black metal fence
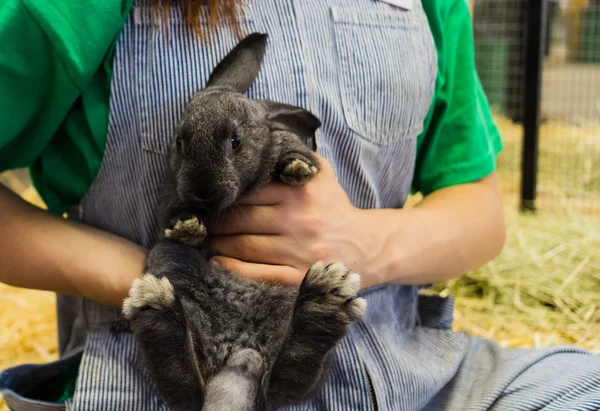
[472,0,600,217]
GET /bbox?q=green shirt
[0,0,502,215]
[416,0,503,195]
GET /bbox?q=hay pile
[0,285,58,372]
[429,205,600,354]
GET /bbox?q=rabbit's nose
[193,186,220,201]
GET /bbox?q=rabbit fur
[122,33,367,411]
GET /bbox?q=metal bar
[505,0,526,123]
[520,0,548,212]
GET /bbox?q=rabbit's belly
[184,268,297,373]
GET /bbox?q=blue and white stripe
[2,0,599,410]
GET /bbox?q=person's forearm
[0,184,146,308]
[357,173,506,287]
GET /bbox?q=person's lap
[490,352,600,410]
[426,334,600,411]
[63,325,600,411]
[2,314,598,410]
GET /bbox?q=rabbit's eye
[176,135,184,153]
[230,134,241,151]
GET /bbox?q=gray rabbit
[122,33,366,411]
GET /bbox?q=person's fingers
[314,153,334,173]
[208,235,294,266]
[210,206,285,235]
[237,182,295,205]
[209,257,304,287]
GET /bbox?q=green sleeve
[0,0,80,172]
[0,0,133,214]
[413,0,503,196]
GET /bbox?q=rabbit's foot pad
[280,159,318,186]
[165,216,207,245]
[302,261,367,322]
[123,274,175,319]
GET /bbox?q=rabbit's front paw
[165,215,207,246]
[277,154,318,186]
[298,261,367,325]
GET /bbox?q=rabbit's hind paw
[122,274,176,319]
[300,261,367,323]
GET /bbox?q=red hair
[156,0,243,38]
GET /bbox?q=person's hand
[207,155,373,287]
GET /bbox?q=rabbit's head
[168,33,321,213]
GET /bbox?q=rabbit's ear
[262,101,322,141]
[206,33,268,93]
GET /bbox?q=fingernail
[210,259,221,267]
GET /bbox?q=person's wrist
[346,207,395,289]
[94,244,147,308]
[115,268,144,308]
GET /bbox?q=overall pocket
[330,5,437,146]
[416,293,456,330]
[0,349,82,411]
